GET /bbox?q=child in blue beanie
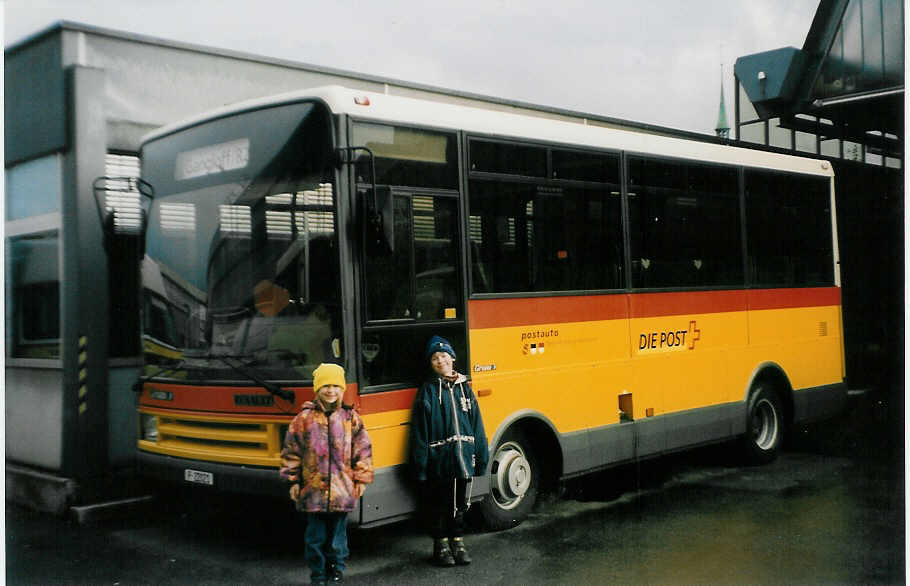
[410,335,489,566]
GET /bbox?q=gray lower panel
[587,423,635,470]
[561,429,593,476]
[359,465,490,527]
[359,465,417,526]
[793,383,847,424]
[664,403,738,453]
[633,416,666,456]
[585,403,739,470]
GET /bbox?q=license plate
[184,469,214,485]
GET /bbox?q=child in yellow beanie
[281,363,373,585]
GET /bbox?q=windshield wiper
[210,354,295,402]
[132,361,186,392]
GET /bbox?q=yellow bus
[136,86,845,529]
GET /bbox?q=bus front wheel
[477,428,538,530]
[742,385,783,464]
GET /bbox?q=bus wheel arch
[741,365,793,464]
[477,416,561,530]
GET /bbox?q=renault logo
[234,394,274,407]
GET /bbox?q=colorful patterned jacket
[280,401,373,513]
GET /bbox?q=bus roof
[143,85,834,178]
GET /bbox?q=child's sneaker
[432,538,455,567]
[328,563,344,582]
[451,537,471,565]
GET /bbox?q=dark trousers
[304,512,349,580]
[423,477,471,539]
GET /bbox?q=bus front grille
[139,411,286,467]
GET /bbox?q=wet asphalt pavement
[6,391,904,585]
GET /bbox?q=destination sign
[175,138,249,180]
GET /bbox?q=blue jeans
[304,512,349,580]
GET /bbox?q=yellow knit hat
[313,363,346,391]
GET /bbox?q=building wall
[4,34,68,164]
[6,367,65,469]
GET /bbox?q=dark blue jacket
[411,373,489,482]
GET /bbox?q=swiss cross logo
[688,320,701,350]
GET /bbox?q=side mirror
[365,185,394,255]
[92,176,154,257]
[335,145,393,255]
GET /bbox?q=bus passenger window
[467,181,622,293]
[628,157,741,289]
[745,170,834,287]
[470,141,547,177]
[467,142,623,294]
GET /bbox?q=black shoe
[433,538,456,567]
[328,565,344,582]
[450,538,471,565]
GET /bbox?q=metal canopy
[734,0,903,157]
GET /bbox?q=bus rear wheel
[477,428,538,530]
[742,385,783,464]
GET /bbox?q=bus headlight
[140,413,159,442]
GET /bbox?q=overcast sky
[4,0,820,134]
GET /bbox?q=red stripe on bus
[358,387,418,415]
[747,287,841,310]
[468,295,629,329]
[629,290,747,318]
[139,381,421,417]
[138,382,359,414]
[469,287,841,328]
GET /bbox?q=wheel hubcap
[491,441,531,510]
[751,398,779,450]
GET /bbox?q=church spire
[715,64,730,138]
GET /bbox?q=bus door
[356,188,466,524]
[349,122,464,525]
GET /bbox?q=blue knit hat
[425,335,456,361]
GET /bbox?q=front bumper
[137,451,287,498]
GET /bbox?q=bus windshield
[140,101,341,382]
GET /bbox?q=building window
[820,138,842,158]
[770,119,792,149]
[739,121,766,145]
[796,131,818,154]
[6,231,61,358]
[6,154,62,221]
